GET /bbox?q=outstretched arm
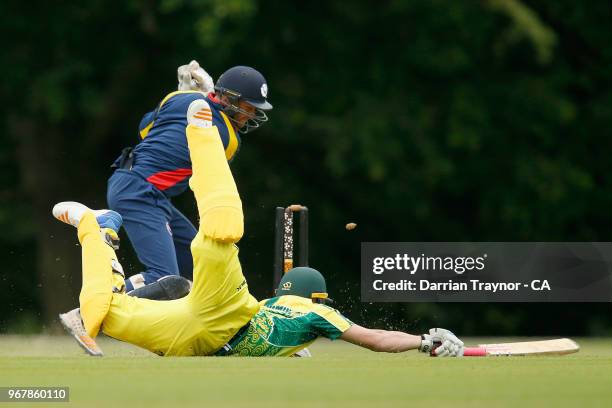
[340,325,464,356]
[340,324,422,353]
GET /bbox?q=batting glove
[419,328,464,357]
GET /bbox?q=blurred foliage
[1,0,612,335]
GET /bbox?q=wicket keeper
[108,61,272,299]
[54,101,464,358]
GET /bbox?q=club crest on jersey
[281,281,292,290]
[261,83,268,98]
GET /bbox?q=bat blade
[463,338,579,357]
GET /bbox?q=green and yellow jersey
[215,295,353,357]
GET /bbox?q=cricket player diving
[108,61,272,300]
[53,101,464,358]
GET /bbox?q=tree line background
[1,0,611,335]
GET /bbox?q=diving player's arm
[185,100,243,243]
[340,325,421,353]
[308,303,425,353]
[340,325,464,356]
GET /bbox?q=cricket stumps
[273,204,309,290]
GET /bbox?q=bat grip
[430,342,487,357]
[463,347,487,356]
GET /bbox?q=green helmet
[275,267,331,303]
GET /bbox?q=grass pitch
[0,335,611,407]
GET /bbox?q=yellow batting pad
[186,124,243,243]
[77,212,115,338]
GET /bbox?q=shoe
[293,347,312,357]
[187,99,213,128]
[52,201,122,232]
[127,275,192,300]
[58,308,104,357]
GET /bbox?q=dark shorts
[107,170,197,285]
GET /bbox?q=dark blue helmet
[214,66,272,134]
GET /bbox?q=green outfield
[0,335,610,407]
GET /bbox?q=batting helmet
[214,66,273,134]
[275,267,332,304]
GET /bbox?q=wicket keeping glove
[178,60,215,93]
[419,328,464,357]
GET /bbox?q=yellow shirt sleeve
[310,303,353,339]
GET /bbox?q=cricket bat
[460,338,579,357]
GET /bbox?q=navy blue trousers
[107,170,197,290]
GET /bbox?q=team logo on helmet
[281,281,292,290]
[261,83,268,98]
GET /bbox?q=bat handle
[463,347,487,356]
[430,342,487,357]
